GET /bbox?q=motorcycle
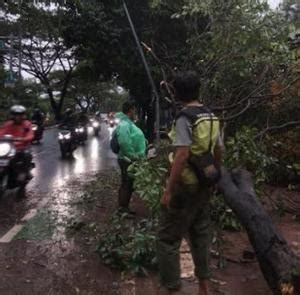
[89,118,101,136]
[109,118,120,128]
[58,129,77,158]
[75,125,88,144]
[0,136,34,198]
[32,121,44,144]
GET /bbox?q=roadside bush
[225,126,276,186]
[265,131,300,185]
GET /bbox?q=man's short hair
[172,71,200,102]
[122,101,135,114]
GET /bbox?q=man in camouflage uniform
[157,71,224,295]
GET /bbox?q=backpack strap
[176,106,214,153]
[207,109,213,153]
[176,106,207,124]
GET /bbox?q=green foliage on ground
[97,157,167,274]
[97,215,158,275]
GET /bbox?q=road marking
[0,224,24,243]
[37,198,49,209]
[21,209,37,222]
[0,197,49,243]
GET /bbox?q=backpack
[177,106,221,186]
[110,131,120,154]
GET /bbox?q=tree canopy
[0,0,299,138]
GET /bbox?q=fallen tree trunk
[218,168,300,295]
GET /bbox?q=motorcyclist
[31,108,45,142]
[31,108,45,126]
[77,111,89,127]
[0,105,34,170]
[95,111,102,122]
[61,108,77,129]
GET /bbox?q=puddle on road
[14,187,85,241]
[30,128,118,195]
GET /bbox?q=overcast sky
[269,0,282,8]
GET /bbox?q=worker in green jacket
[114,101,146,215]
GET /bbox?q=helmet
[65,108,73,115]
[10,105,26,115]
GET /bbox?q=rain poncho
[113,113,146,161]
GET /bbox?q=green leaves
[225,126,276,187]
[128,159,168,217]
[97,215,158,274]
[211,126,277,232]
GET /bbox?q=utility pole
[122,0,160,144]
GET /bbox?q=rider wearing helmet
[31,108,45,126]
[78,110,89,127]
[0,105,34,151]
[0,106,34,175]
[61,108,77,129]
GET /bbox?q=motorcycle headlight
[92,122,99,128]
[65,134,71,140]
[32,125,38,131]
[58,133,64,140]
[79,127,84,132]
[8,147,16,157]
[0,143,12,157]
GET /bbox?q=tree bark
[218,169,300,295]
[58,72,73,117]
[46,87,61,122]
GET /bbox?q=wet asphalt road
[30,124,118,194]
[0,123,118,237]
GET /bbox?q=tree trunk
[145,104,155,143]
[218,169,300,295]
[58,73,72,117]
[46,87,61,122]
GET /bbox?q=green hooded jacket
[113,112,146,161]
